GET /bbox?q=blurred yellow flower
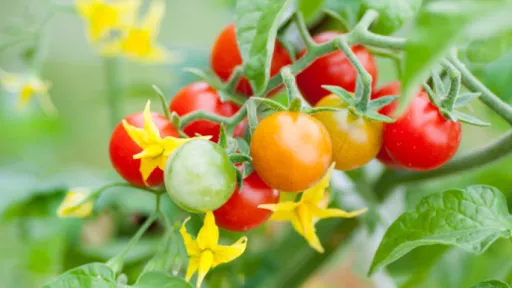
[76,0,140,43]
[259,165,367,253]
[0,70,56,115]
[122,100,210,185]
[180,212,247,288]
[57,188,94,218]
[102,0,177,62]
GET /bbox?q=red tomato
[169,82,245,142]
[371,81,401,167]
[211,23,292,96]
[109,112,179,187]
[214,170,279,232]
[296,31,378,106]
[383,91,462,171]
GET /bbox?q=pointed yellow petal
[197,250,214,288]
[297,205,324,253]
[268,209,296,222]
[111,0,140,27]
[57,188,94,218]
[75,0,92,17]
[185,256,199,282]
[180,217,201,257]
[313,207,368,219]
[18,85,34,109]
[301,164,335,205]
[212,236,247,267]
[197,212,219,250]
[133,144,163,159]
[122,119,148,148]
[141,0,164,34]
[143,100,161,139]
[259,201,300,222]
[139,156,161,184]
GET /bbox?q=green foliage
[235,0,292,96]
[134,271,192,288]
[369,185,512,275]
[470,280,510,288]
[361,0,422,35]
[43,263,117,288]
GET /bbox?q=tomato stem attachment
[440,60,461,113]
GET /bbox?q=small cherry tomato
[214,170,279,232]
[296,31,378,106]
[211,23,292,95]
[371,81,401,167]
[170,82,245,142]
[250,111,332,192]
[165,140,236,212]
[383,92,462,171]
[315,95,382,171]
[109,112,179,187]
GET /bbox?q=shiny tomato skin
[383,93,462,171]
[371,81,402,167]
[109,112,179,187]
[169,82,245,142]
[315,95,383,171]
[214,171,279,232]
[296,31,378,106]
[250,111,332,192]
[211,23,292,95]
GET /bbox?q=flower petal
[57,188,94,218]
[212,236,247,267]
[185,256,199,283]
[259,202,300,222]
[141,0,164,35]
[313,207,368,219]
[122,119,147,148]
[197,212,219,250]
[301,164,334,205]
[197,250,214,288]
[133,144,163,159]
[297,205,324,253]
[142,100,161,140]
[180,217,201,257]
[139,156,161,184]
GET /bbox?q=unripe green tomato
[164,140,236,213]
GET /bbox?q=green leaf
[466,30,512,64]
[399,0,508,116]
[242,162,254,178]
[452,110,491,127]
[325,0,363,28]
[299,0,325,22]
[321,85,356,106]
[455,92,481,108]
[235,138,250,155]
[369,185,512,275]
[43,263,116,288]
[470,280,510,288]
[361,0,422,35]
[138,231,176,278]
[184,68,224,90]
[368,95,397,110]
[2,188,65,221]
[134,271,192,288]
[235,0,292,96]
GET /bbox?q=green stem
[104,58,123,129]
[356,31,406,50]
[107,213,159,274]
[293,12,316,49]
[152,85,172,121]
[180,104,247,129]
[281,67,303,106]
[224,66,244,94]
[448,54,512,126]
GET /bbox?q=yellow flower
[0,70,56,115]
[102,0,177,63]
[76,0,140,43]
[180,212,247,288]
[122,100,210,185]
[57,188,94,218]
[259,165,367,253]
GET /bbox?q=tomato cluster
[108,24,463,233]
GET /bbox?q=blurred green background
[1,0,512,287]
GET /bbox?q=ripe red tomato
[214,170,279,232]
[169,82,245,142]
[250,111,332,192]
[371,81,401,167]
[296,31,378,106]
[211,23,292,96]
[109,112,179,187]
[383,91,462,171]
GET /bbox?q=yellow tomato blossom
[259,165,367,253]
[57,188,94,218]
[0,70,56,115]
[180,212,247,288]
[102,0,177,62]
[122,100,209,184]
[76,0,140,43]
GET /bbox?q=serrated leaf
[470,280,510,288]
[322,85,356,106]
[364,110,395,123]
[235,0,292,96]
[235,138,250,155]
[185,68,224,90]
[362,0,422,35]
[369,185,512,275]
[368,95,397,110]
[43,263,116,288]
[455,92,481,108]
[134,271,192,288]
[452,110,490,127]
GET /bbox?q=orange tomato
[250,111,332,192]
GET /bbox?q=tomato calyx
[217,124,253,190]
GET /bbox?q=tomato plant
[250,111,332,192]
[170,81,245,142]
[109,112,179,187]
[211,23,292,95]
[296,31,378,105]
[214,170,279,232]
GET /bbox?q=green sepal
[288,98,303,112]
[251,97,288,111]
[364,111,396,123]
[431,69,446,96]
[184,68,224,90]
[226,138,239,154]
[454,92,481,108]
[423,83,442,108]
[170,112,181,129]
[235,138,250,154]
[322,85,356,106]
[218,124,228,149]
[451,110,490,127]
[303,107,342,114]
[242,162,254,179]
[235,169,243,191]
[368,95,398,110]
[229,153,252,165]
